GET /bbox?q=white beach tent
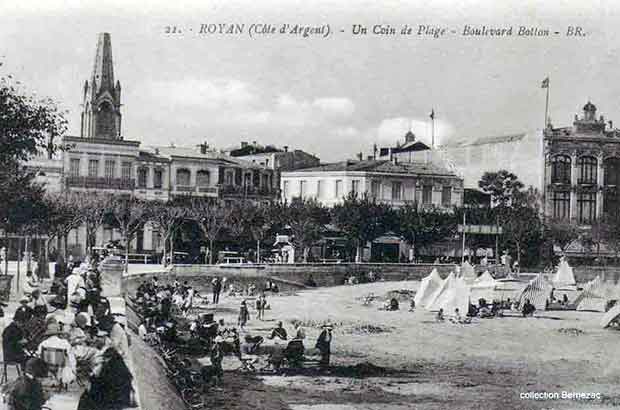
[470,271,497,303]
[494,278,528,302]
[600,303,620,328]
[414,268,443,308]
[425,272,454,311]
[436,276,471,316]
[553,259,577,288]
[518,274,553,311]
[460,261,477,283]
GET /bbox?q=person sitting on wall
[304,275,317,287]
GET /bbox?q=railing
[218,184,276,197]
[65,176,135,190]
[198,186,218,194]
[175,185,195,192]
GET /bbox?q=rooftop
[291,159,458,176]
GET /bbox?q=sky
[2,0,620,161]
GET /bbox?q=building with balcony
[280,159,463,209]
[544,102,620,226]
[28,32,276,258]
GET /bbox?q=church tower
[80,33,122,140]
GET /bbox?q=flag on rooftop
[541,77,549,88]
[429,109,435,120]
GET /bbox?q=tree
[74,193,114,254]
[332,193,394,262]
[45,193,83,260]
[280,198,329,263]
[110,197,150,272]
[227,201,269,263]
[497,203,543,268]
[150,202,188,266]
[598,213,620,263]
[398,203,457,259]
[0,70,68,250]
[478,170,525,206]
[189,199,231,264]
[545,219,580,255]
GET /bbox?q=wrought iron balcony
[65,176,135,190]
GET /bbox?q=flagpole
[544,77,550,129]
[431,109,435,149]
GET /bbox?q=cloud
[312,97,355,117]
[147,78,256,108]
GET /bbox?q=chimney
[252,140,257,146]
[609,120,613,129]
[241,141,248,148]
[283,145,289,152]
[357,152,363,161]
[198,142,208,154]
[367,155,374,160]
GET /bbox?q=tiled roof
[292,159,457,176]
[145,146,269,169]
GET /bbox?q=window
[335,180,343,198]
[551,155,571,184]
[578,156,597,184]
[441,186,452,206]
[423,185,433,205]
[121,162,132,180]
[104,160,115,179]
[138,168,148,188]
[88,159,99,178]
[196,170,210,187]
[154,169,163,189]
[176,169,191,186]
[225,170,234,185]
[283,181,289,197]
[391,181,402,201]
[577,192,596,224]
[552,191,570,220]
[244,173,252,187]
[605,158,620,186]
[299,180,307,197]
[317,180,323,198]
[371,180,381,199]
[351,180,360,196]
[69,158,80,177]
[604,190,619,215]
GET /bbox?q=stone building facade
[544,102,620,225]
[280,159,464,209]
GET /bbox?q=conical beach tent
[426,272,454,311]
[414,268,443,307]
[518,274,553,310]
[436,276,471,316]
[575,276,608,312]
[553,259,576,288]
[470,271,497,303]
[494,278,528,302]
[460,261,477,283]
[601,303,620,328]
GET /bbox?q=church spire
[80,32,122,140]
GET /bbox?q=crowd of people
[2,256,135,410]
[131,276,334,386]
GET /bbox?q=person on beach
[256,293,267,321]
[238,300,250,329]
[315,322,333,369]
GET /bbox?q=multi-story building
[28,33,276,257]
[544,101,620,225]
[280,159,464,209]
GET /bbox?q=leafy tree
[332,193,395,262]
[110,197,150,272]
[545,219,580,255]
[398,203,457,259]
[598,213,620,263]
[478,170,524,206]
[189,199,231,264]
[150,202,188,266]
[280,198,329,262]
[0,70,68,241]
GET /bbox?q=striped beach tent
[575,276,608,312]
[518,274,553,311]
[601,303,620,328]
[414,268,443,308]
